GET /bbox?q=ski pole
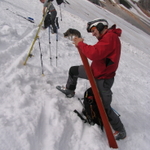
[48,26,52,66]
[37,36,44,76]
[59,5,62,21]
[111,107,121,117]
[56,27,58,66]
[6,8,34,23]
[56,17,59,29]
[23,1,51,65]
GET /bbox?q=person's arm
[77,36,113,61]
[43,0,51,16]
[42,7,46,16]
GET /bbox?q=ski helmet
[87,19,108,33]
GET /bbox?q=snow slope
[0,0,150,150]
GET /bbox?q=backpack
[74,88,103,130]
[56,0,64,5]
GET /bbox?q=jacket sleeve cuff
[77,41,84,49]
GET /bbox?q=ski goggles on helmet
[87,19,108,32]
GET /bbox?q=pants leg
[44,14,51,28]
[50,11,57,33]
[66,65,87,90]
[96,78,123,131]
[66,65,124,131]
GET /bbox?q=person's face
[40,0,45,3]
[91,27,101,39]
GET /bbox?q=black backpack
[56,0,64,5]
[74,88,103,130]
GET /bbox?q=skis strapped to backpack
[74,88,103,131]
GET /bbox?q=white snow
[0,0,150,150]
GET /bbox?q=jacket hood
[108,24,122,37]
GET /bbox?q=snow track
[0,0,150,150]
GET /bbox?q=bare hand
[73,37,83,46]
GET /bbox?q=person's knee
[69,66,79,78]
[101,94,112,108]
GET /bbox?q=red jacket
[77,25,122,79]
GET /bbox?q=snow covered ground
[0,0,150,150]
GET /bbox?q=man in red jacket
[56,19,126,140]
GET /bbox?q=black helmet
[87,19,108,33]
